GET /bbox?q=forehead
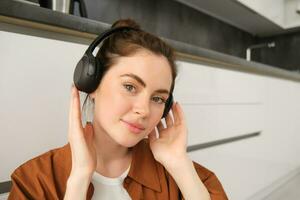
[106,50,173,89]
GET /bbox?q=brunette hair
[81,18,177,124]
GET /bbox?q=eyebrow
[120,73,170,95]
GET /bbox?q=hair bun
[111,18,141,30]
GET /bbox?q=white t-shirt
[91,165,132,200]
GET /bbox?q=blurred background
[1,0,300,199]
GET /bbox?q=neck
[92,121,132,177]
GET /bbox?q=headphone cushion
[74,55,100,93]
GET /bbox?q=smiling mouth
[121,120,145,134]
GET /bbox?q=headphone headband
[73,25,173,118]
[86,26,139,56]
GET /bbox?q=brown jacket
[8,139,228,200]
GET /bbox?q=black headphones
[73,26,173,118]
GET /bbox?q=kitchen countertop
[1,0,300,82]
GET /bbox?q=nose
[133,95,150,118]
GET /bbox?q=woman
[8,19,228,200]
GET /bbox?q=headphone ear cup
[74,26,138,93]
[162,94,173,119]
[95,57,105,83]
[73,54,101,93]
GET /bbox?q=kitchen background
[1,0,300,199]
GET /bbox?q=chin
[112,130,145,148]
[109,121,149,147]
[114,137,140,148]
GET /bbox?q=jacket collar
[127,139,162,192]
[62,139,162,197]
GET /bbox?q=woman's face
[90,49,173,147]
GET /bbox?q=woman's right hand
[64,85,97,199]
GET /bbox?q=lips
[121,119,145,134]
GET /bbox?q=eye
[123,84,136,93]
[152,96,166,104]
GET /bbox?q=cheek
[94,90,129,123]
[146,107,163,131]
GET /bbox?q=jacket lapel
[125,139,162,199]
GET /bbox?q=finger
[157,120,164,132]
[72,86,83,130]
[68,85,83,142]
[68,85,76,140]
[172,102,180,125]
[165,103,175,127]
[148,128,157,143]
[174,102,186,126]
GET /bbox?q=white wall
[284,0,300,28]
[0,30,87,181]
[0,193,8,200]
[180,61,300,199]
[237,0,300,29]
[237,0,285,27]
[1,29,300,199]
[174,61,264,145]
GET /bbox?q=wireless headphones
[73,26,173,118]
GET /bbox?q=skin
[64,49,211,200]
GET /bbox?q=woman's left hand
[148,102,189,169]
